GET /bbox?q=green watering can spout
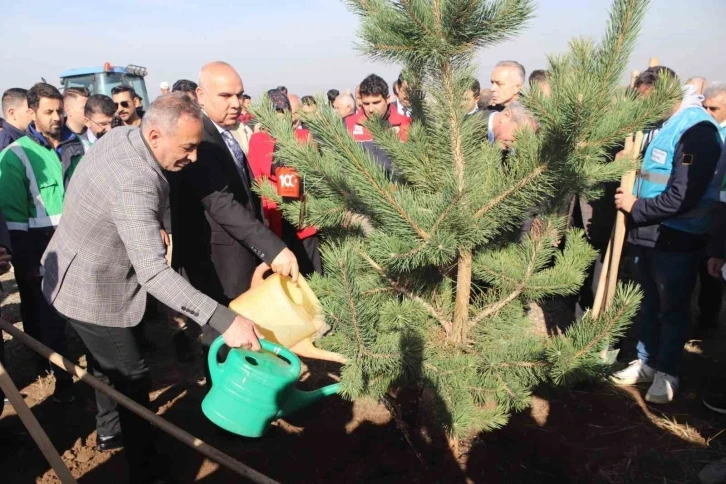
[280,382,341,417]
[202,336,340,438]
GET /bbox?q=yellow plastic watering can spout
[280,383,341,417]
[229,274,347,363]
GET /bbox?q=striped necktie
[221,130,250,183]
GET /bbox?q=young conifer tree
[254,0,680,439]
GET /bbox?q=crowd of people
[0,58,724,483]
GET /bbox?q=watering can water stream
[202,337,341,437]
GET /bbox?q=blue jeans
[630,245,700,376]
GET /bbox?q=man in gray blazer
[41,93,265,483]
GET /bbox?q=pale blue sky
[0,0,724,99]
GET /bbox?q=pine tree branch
[452,249,473,343]
[585,104,665,148]
[387,187,464,262]
[430,190,464,233]
[497,361,548,369]
[336,255,398,360]
[342,211,374,234]
[400,0,435,38]
[598,0,636,87]
[474,166,546,218]
[523,90,559,127]
[424,362,474,376]
[372,43,420,53]
[574,299,629,358]
[360,251,453,333]
[470,223,551,326]
[329,125,430,239]
[470,288,523,327]
[432,0,444,37]
[496,374,517,398]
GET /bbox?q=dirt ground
[1,268,725,484]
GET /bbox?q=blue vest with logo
[634,106,725,234]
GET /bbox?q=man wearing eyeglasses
[111,85,142,128]
[81,95,116,150]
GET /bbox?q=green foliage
[252,0,672,439]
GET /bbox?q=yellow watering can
[228,273,347,364]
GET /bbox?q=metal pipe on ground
[0,317,278,484]
[0,360,78,483]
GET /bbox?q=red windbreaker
[247,128,317,240]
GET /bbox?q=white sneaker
[610,359,655,385]
[645,372,679,404]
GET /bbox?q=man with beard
[112,85,143,127]
[80,94,115,150]
[0,83,84,403]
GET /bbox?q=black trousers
[68,319,159,481]
[16,272,42,347]
[34,280,73,386]
[698,257,723,326]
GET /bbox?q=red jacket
[247,128,317,240]
[345,105,411,173]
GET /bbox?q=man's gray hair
[495,60,526,84]
[506,101,539,130]
[704,81,726,101]
[141,92,202,134]
[335,93,355,110]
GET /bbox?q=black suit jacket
[169,115,286,305]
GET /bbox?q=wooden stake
[591,226,613,320]
[648,57,660,68]
[0,318,278,484]
[592,130,644,318]
[0,361,78,484]
[604,133,642,308]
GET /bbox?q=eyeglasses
[88,117,113,129]
[115,101,131,109]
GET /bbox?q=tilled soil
[1,270,725,484]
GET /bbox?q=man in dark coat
[168,62,298,378]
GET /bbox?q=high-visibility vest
[634,106,725,235]
[0,135,83,231]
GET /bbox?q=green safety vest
[0,135,84,231]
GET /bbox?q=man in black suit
[168,62,299,376]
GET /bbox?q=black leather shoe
[97,433,123,451]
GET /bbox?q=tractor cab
[60,63,150,110]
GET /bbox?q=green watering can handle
[260,339,302,378]
[208,336,227,386]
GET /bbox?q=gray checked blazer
[41,127,235,333]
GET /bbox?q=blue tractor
[60,63,150,109]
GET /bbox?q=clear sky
[0,0,724,100]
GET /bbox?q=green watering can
[201,336,341,438]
